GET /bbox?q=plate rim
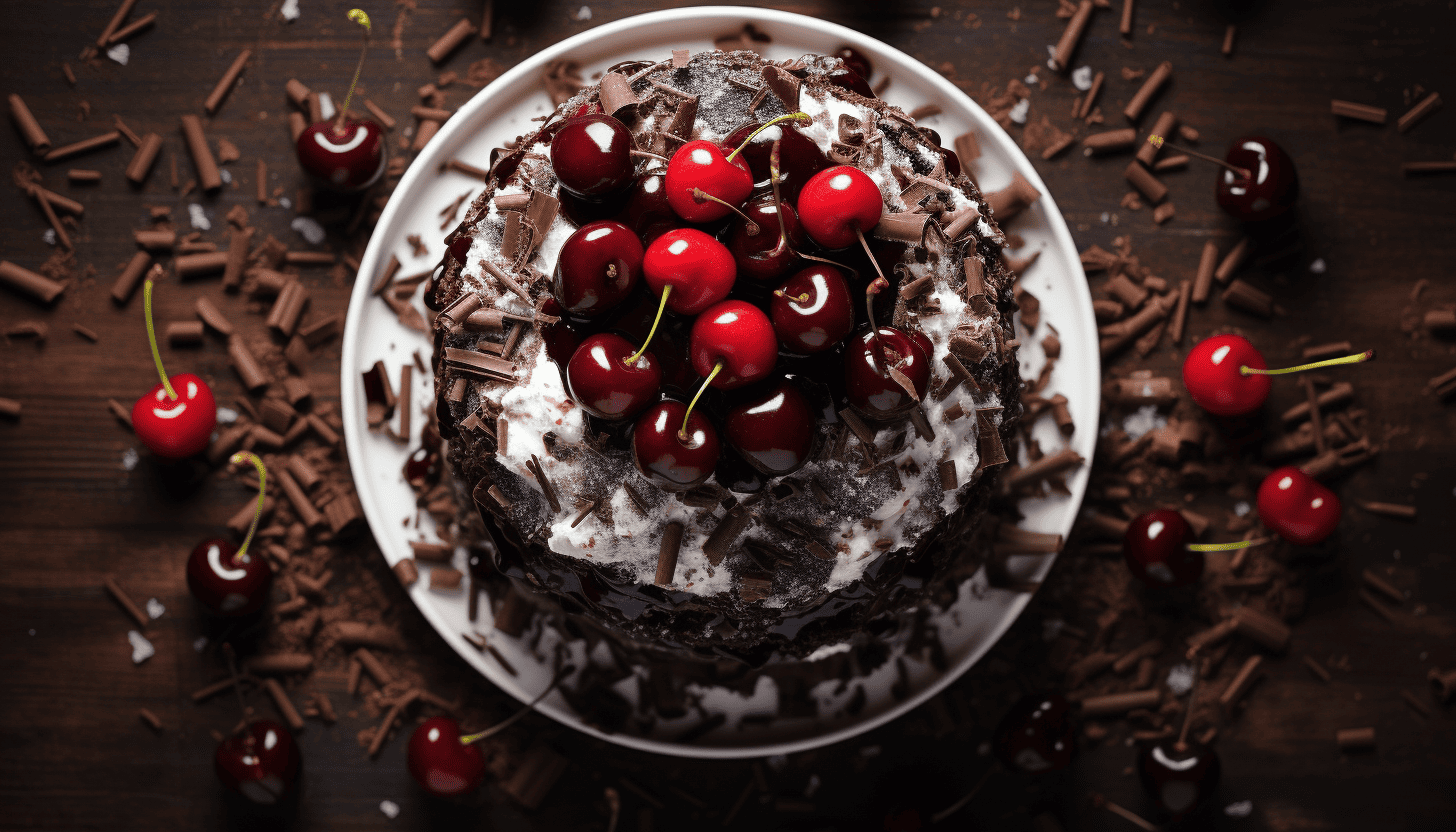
[341,5,1099,759]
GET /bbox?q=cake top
[437,50,1016,611]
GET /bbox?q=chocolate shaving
[528,454,562,513]
[1397,91,1442,133]
[1123,61,1173,122]
[442,347,517,382]
[760,65,801,110]
[598,72,640,118]
[655,522,684,586]
[872,212,930,244]
[703,506,750,567]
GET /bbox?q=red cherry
[727,198,806,282]
[133,373,218,459]
[992,693,1078,773]
[724,380,815,477]
[1182,334,1271,417]
[1216,135,1299,223]
[797,165,884,249]
[1257,466,1341,546]
[771,265,854,354]
[843,327,931,420]
[632,400,720,491]
[553,220,643,317]
[664,139,754,223]
[407,716,486,798]
[690,301,777,390]
[1137,740,1221,820]
[446,234,474,267]
[642,228,736,315]
[827,66,877,98]
[186,537,273,617]
[565,333,662,422]
[1123,510,1204,587]
[620,172,678,245]
[549,114,636,199]
[833,46,874,84]
[535,297,581,368]
[295,118,387,192]
[720,121,830,202]
[214,719,301,805]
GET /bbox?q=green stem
[724,111,811,163]
[1187,536,1271,552]
[1240,350,1375,377]
[459,664,572,745]
[680,362,723,442]
[230,452,267,562]
[624,285,670,365]
[336,9,372,133]
[143,278,176,400]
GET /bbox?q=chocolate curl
[954,129,981,162]
[204,49,252,115]
[598,72,640,118]
[942,206,981,240]
[1078,689,1160,717]
[176,251,229,280]
[1336,727,1376,751]
[228,335,271,392]
[1222,24,1238,56]
[984,170,1041,223]
[1099,293,1171,357]
[0,260,67,305]
[124,133,163,185]
[1124,161,1167,203]
[1123,61,1173,122]
[655,522,684,586]
[222,228,253,291]
[179,115,222,191]
[1222,279,1275,318]
[1397,91,1441,133]
[165,321,204,346]
[436,291,483,331]
[1191,240,1219,303]
[266,281,309,337]
[1049,0,1095,72]
[1233,606,1290,653]
[1169,279,1192,344]
[43,131,120,164]
[427,18,477,64]
[1331,99,1387,124]
[1219,655,1264,712]
[1081,127,1136,154]
[8,94,51,154]
[1135,112,1178,166]
[871,212,930,245]
[1004,447,1084,491]
[760,65,801,110]
[1077,71,1104,119]
[110,252,151,305]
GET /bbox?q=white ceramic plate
[341,7,1098,759]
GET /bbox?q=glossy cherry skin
[295,118,387,192]
[797,165,884,249]
[664,139,753,223]
[827,66,877,98]
[632,400,720,491]
[1257,466,1341,546]
[553,220,643,317]
[992,693,1077,773]
[721,122,831,202]
[621,172,678,244]
[771,265,854,354]
[844,327,932,420]
[214,719,302,805]
[186,537,274,617]
[132,373,217,459]
[724,380,815,477]
[565,333,662,422]
[407,717,486,798]
[1182,334,1271,417]
[833,46,874,83]
[549,114,635,199]
[1137,740,1221,820]
[690,301,777,390]
[1216,135,1299,223]
[1123,510,1203,587]
[726,198,806,282]
[642,228,737,315]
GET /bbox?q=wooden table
[2,2,1453,829]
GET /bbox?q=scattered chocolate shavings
[542,60,584,106]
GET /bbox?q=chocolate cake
[427,49,1023,667]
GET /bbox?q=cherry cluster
[450,69,950,496]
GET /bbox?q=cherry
[1257,466,1341,546]
[721,121,830,201]
[1123,510,1204,587]
[446,234,474,267]
[992,693,1077,773]
[632,400,720,491]
[537,297,581,368]
[1216,135,1299,223]
[403,436,442,490]
[189,451,274,616]
[724,380,815,477]
[553,220,643,317]
[771,264,854,354]
[620,172,678,244]
[844,325,931,420]
[642,228,736,315]
[727,198,806,282]
[565,333,662,422]
[715,449,767,494]
[1184,334,1374,417]
[214,719,301,805]
[132,278,216,459]
[295,11,386,192]
[407,716,486,798]
[549,113,635,199]
[833,46,874,84]
[663,139,753,223]
[690,301,777,390]
[797,165,884,250]
[1137,740,1221,820]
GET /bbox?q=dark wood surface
[2,1,1454,830]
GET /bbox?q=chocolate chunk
[703,506,750,567]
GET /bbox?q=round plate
[341,7,1098,759]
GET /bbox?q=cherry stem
[773,289,811,304]
[630,149,669,163]
[691,188,759,235]
[221,642,251,726]
[1240,349,1375,377]
[335,9,372,134]
[142,278,176,401]
[767,137,855,277]
[724,111,811,163]
[680,361,723,442]
[624,285,670,365]
[1148,134,1251,180]
[231,452,268,563]
[858,226,893,358]
[459,663,574,745]
[1187,535,1273,552]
